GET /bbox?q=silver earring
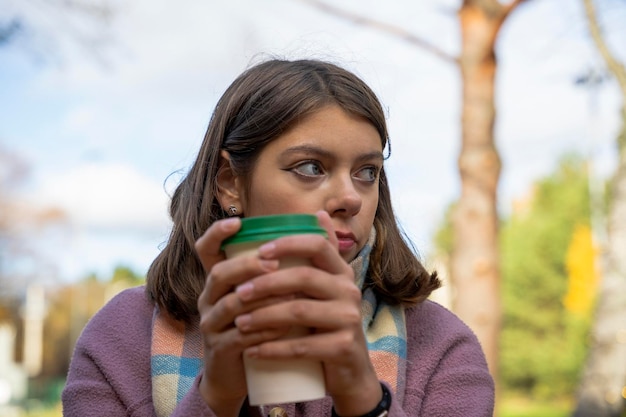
[228,205,238,216]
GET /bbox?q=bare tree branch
[296,0,458,65]
[462,0,527,33]
[1,0,116,66]
[502,0,529,19]
[583,0,626,96]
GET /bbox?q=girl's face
[240,104,383,262]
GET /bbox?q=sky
[1,0,625,286]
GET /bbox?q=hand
[233,211,383,416]
[195,217,287,416]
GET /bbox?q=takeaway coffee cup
[222,213,328,406]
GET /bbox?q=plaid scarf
[151,228,407,417]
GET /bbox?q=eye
[292,161,324,178]
[354,166,379,183]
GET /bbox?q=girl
[63,58,494,417]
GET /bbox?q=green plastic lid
[222,213,327,248]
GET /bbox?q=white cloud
[64,106,97,133]
[31,162,170,235]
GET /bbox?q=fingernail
[236,282,254,300]
[235,314,251,330]
[245,346,259,358]
[259,259,279,271]
[258,242,275,257]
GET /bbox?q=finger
[244,328,365,362]
[316,210,338,249]
[194,217,241,273]
[204,290,297,332]
[235,266,358,303]
[206,256,279,304]
[234,297,361,333]
[258,234,348,275]
[204,318,290,353]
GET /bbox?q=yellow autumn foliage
[563,224,601,315]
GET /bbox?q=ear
[216,150,244,213]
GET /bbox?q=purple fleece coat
[62,286,494,417]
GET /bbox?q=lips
[335,231,357,252]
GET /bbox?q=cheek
[362,191,379,225]
[364,203,378,228]
[245,183,311,216]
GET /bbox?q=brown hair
[146,58,440,322]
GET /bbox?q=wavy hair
[146,59,440,322]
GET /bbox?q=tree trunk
[573,3,626,416]
[452,0,517,383]
[573,106,626,417]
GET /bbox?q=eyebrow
[281,144,385,163]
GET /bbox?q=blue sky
[1,0,624,284]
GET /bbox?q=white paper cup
[222,214,327,406]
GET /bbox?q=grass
[499,396,572,417]
[22,402,62,417]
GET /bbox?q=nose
[325,174,362,217]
